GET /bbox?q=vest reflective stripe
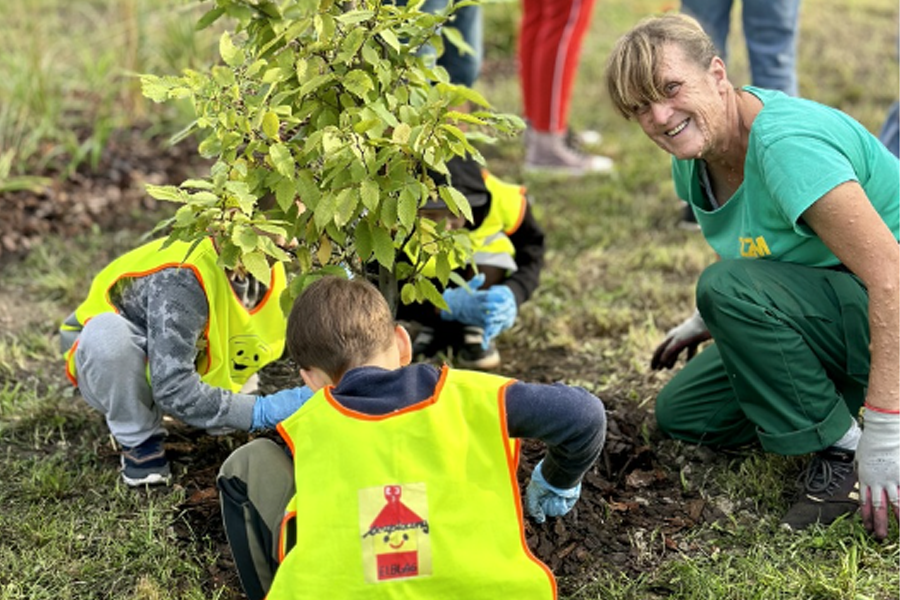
[406,172,528,278]
[272,366,556,599]
[63,237,286,392]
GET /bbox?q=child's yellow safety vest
[272,366,556,599]
[62,237,286,392]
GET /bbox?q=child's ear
[300,367,332,392]
[395,325,412,367]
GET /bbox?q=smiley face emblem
[230,336,273,382]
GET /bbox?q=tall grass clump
[0,0,221,190]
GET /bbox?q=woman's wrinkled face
[633,43,728,160]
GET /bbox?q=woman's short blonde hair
[605,13,717,119]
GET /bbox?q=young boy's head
[286,276,411,388]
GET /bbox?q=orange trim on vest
[277,421,294,456]
[504,186,527,236]
[278,510,297,563]
[64,339,81,386]
[497,380,558,599]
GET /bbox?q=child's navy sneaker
[120,434,171,487]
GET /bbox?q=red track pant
[518,0,598,133]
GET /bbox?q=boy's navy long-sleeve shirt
[327,363,606,489]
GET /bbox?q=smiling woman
[605,12,900,540]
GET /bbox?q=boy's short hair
[286,276,396,383]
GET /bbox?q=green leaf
[263,67,287,84]
[441,26,474,57]
[334,188,358,228]
[269,143,294,178]
[344,70,374,99]
[262,111,281,140]
[353,118,382,135]
[360,179,380,211]
[242,250,271,284]
[296,58,308,81]
[195,6,225,30]
[372,225,395,269]
[439,186,473,222]
[392,122,412,145]
[370,100,399,128]
[417,277,444,307]
[314,13,335,41]
[339,27,367,60]
[180,179,214,190]
[232,225,259,251]
[140,75,174,103]
[400,282,417,305]
[315,191,337,230]
[187,191,219,205]
[361,42,380,66]
[299,73,335,98]
[435,252,451,284]
[219,32,245,67]
[274,177,298,211]
[445,110,487,126]
[354,219,373,261]
[378,29,400,52]
[295,170,320,207]
[336,9,374,25]
[398,185,418,230]
[146,184,186,203]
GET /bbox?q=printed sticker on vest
[229,335,273,385]
[359,483,431,583]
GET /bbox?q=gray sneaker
[524,131,614,177]
[780,448,858,531]
[120,434,172,487]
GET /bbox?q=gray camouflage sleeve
[144,269,256,430]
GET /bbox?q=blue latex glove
[440,273,488,327]
[525,460,582,523]
[251,386,315,431]
[441,276,518,349]
[481,285,517,348]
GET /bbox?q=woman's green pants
[656,259,870,455]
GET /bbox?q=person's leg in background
[679,0,734,62]
[879,101,900,158]
[742,0,801,96]
[520,0,613,176]
[394,0,482,87]
[434,0,482,87]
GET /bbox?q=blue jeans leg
[742,0,801,95]
[879,101,900,158]
[680,0,735,62]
